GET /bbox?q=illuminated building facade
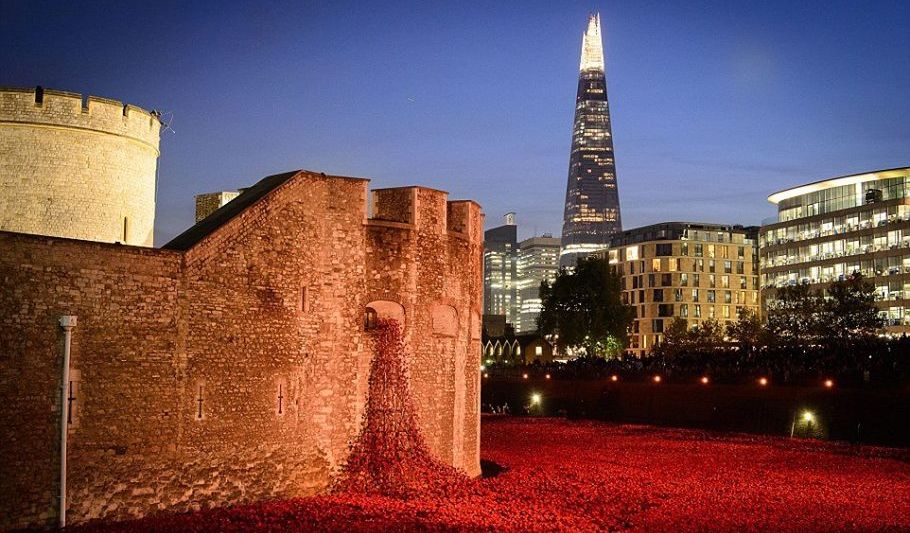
[760,167,910,333]
[484,213,518,325]
[608,223,760,356]
[560,13,622,267]
[516,234,561,333]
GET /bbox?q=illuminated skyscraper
[560,13,621,267]
[516,234,561,333]
[484,213,518,325]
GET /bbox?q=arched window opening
[364,307,379,330]
[363,300,405,331]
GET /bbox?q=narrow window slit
[196,384,204,420]
[66,380,77,424]
[277,384,284,415]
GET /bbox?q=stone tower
[560,13,622,267]
[0,87,161,246]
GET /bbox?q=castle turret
[0,87,161,246]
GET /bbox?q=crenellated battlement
[0,86,161,246]
[369,185,483,242]
[0,86,161,152]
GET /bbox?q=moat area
[76,417,909,532]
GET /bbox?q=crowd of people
[486,336,910,387]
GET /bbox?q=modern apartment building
[608,222,760,356]
[759,167,910,332]
[516,234,561,333]
[484,213,518,325]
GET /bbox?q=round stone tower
[0,86,161,246]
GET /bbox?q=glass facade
[560,13,621,267]
[483,220,518,325]
[515,235,561,333]
[760,168,910,331]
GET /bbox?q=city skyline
[3,1,909,244]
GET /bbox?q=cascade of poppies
[334,318,466,496]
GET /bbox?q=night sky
[3,1,909,244]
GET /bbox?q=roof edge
[768,167,910,205]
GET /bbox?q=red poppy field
[79,417,910,532]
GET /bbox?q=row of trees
[538,256,885,358]
[657,272,883,356]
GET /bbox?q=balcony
[761,215,910,248]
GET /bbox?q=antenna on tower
[153,110,176,135]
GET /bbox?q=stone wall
[0,170,483,530]
[0,87,160,246]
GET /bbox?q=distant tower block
[195,190,244,222]
[0,87,161,246]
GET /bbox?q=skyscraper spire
[560,12,622,268]
[579,13,604,72]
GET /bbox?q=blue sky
[3,1,909,243]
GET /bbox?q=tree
[652,317,692,357]
[726,308,767,352]
[823,272,883,342]
[690,319,725,349]
[537,256,634,358]
[766,273,884,347]
[765,283,825,345]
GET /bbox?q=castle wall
[0,171,483,530]
[0,234,182,528]
[0,88,161,246]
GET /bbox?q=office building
[484,213,518,325]
[560,13,622,267]
[760,167,910,332]
[516,234,561,332]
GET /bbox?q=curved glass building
[760,167,910,332]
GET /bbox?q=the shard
[560,13,622,267]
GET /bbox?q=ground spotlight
[701,376,709,384]
[758,377,768,386]
[545,373,551,379]
[480,364,486,371]
[483,373,489,379]
[824,379,834,388]
[803,410,814,422]
[610,374,619,382]
[530,393,541,405]
[653,375,661,383]
[522,373,529,379]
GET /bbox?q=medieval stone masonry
[0,87,161,246]
[0,170,484,529]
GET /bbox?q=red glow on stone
[333,318,467,497]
